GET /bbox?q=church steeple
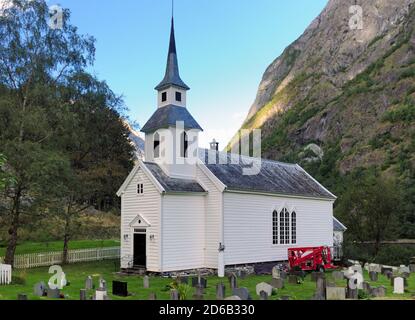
[155,18,190,92]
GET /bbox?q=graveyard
[1,260,415,300]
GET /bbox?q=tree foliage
[0,0,133,264]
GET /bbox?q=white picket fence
[0,247,120,269]
[0,264,12,285]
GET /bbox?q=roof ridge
[198,148,298,167]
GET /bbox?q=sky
[52,0,328,148]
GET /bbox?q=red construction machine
[288,246,336,272]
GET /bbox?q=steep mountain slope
[231,0,415,177]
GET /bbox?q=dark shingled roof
[333,217,347,231]
[198,149,336,200]
[155,18,190,91]
[141,105,203,133]
[144,162,205,193]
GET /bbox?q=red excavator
[288,246,336,272]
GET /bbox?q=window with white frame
[279,210,285,244]
[285,209,290,244]
[137,183,144,195]
[274,207,295,245]
[291,211,297,244]
[272,210,278,245]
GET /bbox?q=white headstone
[393,277,404,294]
[255,282,273,296]
[95,289,107,300]
[271,266,280,279]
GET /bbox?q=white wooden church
[117,18,341,276]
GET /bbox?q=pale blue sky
[56,0,328,148]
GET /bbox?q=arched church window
[272,210,278,245]
[181,131,188,158]
[154,132,160,158]
[291,212,297,244]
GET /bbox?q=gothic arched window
[291,211,297,244]
[272,210,278,245]
[154,132,160,158]
[181,131,188,158]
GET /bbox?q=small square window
[175,91,182,102]
[137,184,144,195]
[161,92,167,102]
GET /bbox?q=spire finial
[172,0,174,20]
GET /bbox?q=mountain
[123,121,145,160]
[230,0,415,176]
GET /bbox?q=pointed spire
[155,16,190,91]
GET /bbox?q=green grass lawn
[0,260,414,300]
[0,240,120,256]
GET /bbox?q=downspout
[218,190,226,277]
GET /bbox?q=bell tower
[141,15,203,179]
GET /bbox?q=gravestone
[385,271,393,279]
[259,291,268,300]
[170,289,179,300]
[17,294,28,300]
[399,265,410,275]
[270,278,284,289]
[401,272,410,279]
[381,266,393,275]
[85,276,93,290]
[280,271,288,280]
[143,276,149,289]
[369,271,378,282]
[112,281,128,297]
[311,272,325,282]
[225,296,242,300]
[238,270,247,280]
[409,264,415,273]
[311,291,325,300]
[229,273,238,290]
[272,266,280,279]
[232,287,252,300]
[368,264,382,273]
[362,282,372,295]
[193,285,204,300]
[80,289,87,301]
[393,277,404,294]
[332,271,344,281]
[326,287,346,300]
[391,276,408,287]
[316,278,326,300]
[347,287,358,300]
[371,286,386,298]
[99,278,107,290]
[255,282,273,296]
[148,293,157,300]
[350,264,363,275]
[216,282,225,300]
[95,288,107,301]
[288,275,298,284]
[33,282,46,297]
[192,276,207,288]
[47,288,61,299]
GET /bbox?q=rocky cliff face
[233,0,415,175]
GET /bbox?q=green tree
[0,0,95,265]
[336,172,402,257]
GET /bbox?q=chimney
[210,139,219,151]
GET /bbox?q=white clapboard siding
[223,192,334,265]
[196,166,222,269]
[161,194,205,271]
[120,166,161,271]
[0,264,12,285]
[0,247,120,269]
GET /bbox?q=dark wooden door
[133,233,146,267]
